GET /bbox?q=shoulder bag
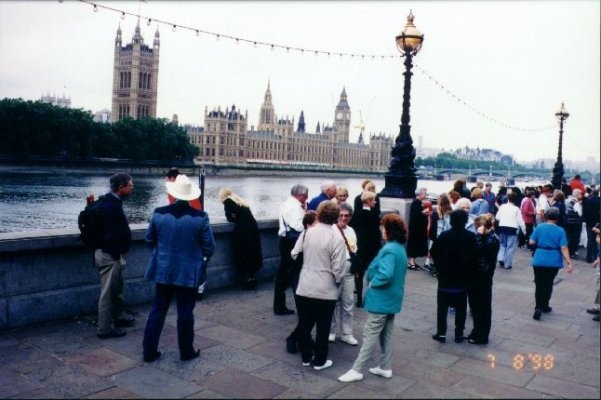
[337,226,363,274]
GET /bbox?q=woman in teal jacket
[338,213,408,382]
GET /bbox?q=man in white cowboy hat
[142,174,216,362]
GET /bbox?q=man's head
[166,167,180,182]
[361,190,377,208]
[110,173,133,198]
[166,174,200,201]
[485,182,492,192]
[572,188,583,200]
[476,181,484,189]
[574,174,581,180]
[291,184,309,204]
[321,180,337,199]
[416,187,427,200]
[543,184,554,196]
[450,209,469,229]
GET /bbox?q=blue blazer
[364,241,408,314]
[145,201,216,288]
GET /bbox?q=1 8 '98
[487,354,554,370]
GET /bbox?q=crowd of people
[88,170,600,378]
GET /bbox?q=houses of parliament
[111,24,392,171]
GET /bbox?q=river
[0,172,538,234]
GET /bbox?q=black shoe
[274,308,295,316]
[468,338,489,345]
[114,316,136,327]
[593,316,600,322]
[143,351,161,363]
[181,349,200,361]
[432,334,446,343]
[244,279,257,290]
[586,308,600,315]
[286,333,299,354]
[455,336,465,343]
[533,308,542,321]
[97,328,127,339]
[541,306,552,313]
[499,261,504,267]
[195,293,204,302]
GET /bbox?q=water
[0,172,531,234]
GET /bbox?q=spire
[133,19,143,43]
[153,26,160,47]
[297,110,305,133]
[337,87,349,108]
[316,121,321,133]
[115,23,122,44]
[264,80,272,104]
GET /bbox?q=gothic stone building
[190,83,392,171]
[111,22,160,121]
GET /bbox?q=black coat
[353,194,381,217]
[430,227,477,290]
[223,198,263,273]
[406,198,429,258]
[98,193,131,260]
[583,195,600,226]
[349,208,382,269]
[474,231,500,278]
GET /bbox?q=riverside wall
[0,220,280,330]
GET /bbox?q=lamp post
[551,102,569,190]
[380,10,424,198]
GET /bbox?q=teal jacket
[364,241,408,314]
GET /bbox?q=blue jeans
[497,232,517,267]
[143,283,197,359]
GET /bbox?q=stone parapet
[0,220,280,330]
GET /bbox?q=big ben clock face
[337,113,343,119]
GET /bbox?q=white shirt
[333,225,358,260]
[567,196,583,216]
[537,194,549,214]
[497,202,526,232]
[278,196,305,237]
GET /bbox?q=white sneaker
[302,361,311,367]
[313,360,333,371]
[369,366,392,378]
[340,335,358,346]
[328,333,336,342]
[338,369,364,382]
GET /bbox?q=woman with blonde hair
[218,188,263,289]
[334,186,349,204]
[353,180,381,217]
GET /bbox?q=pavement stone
[0,246,598,399]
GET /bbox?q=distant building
[453,146,513,164]
[189,83,393,171]
[40,92,71,108]
[93,108,111,123]
[111,22,160,121]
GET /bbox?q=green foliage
[0,98,198,161]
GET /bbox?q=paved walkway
[1,247,599,399]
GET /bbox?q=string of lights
[75,0,559,134]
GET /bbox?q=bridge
[424,168,549,184]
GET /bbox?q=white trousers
[330,267,355,336]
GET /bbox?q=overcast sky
[1,1,599,163]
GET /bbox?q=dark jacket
[353,194,381,217]
[223,198,263,273]
[406,198,429,258]
[145,201,216,288]
[308,192,330,211]
[430,227,477,290]
[583,195,600,226]
[97,192,131,260]
[349,208,382,269]
[475,231,500,276]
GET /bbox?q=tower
[297,110,306,133]
[334,87,351,142]
[257,81,275,132]
[111,22,160,121]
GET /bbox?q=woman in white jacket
[496,192,526,269]
[294,201,346,371]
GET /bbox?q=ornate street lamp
[380,10,424,198]
[551,102,569,189]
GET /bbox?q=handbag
[337,226,363,274]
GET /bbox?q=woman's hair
[507,191,517,203]
[360,190,376,203]
[336,185,349,197]
[553,190,565,202]
[455,197,472,210]
[452,179,465,191]
[498,186,508,196]
[546,206,560,221]
[471,188,483,199]
[338,202,353,216]
[364,181,376,193]
[475,213,495,229]
[218,187,249,208]
[449,191,461,203]
[316,201,340,224]
[361,180,373,189]
[437,193,452,218]
[302,210,317,229]
[380,213,407,244]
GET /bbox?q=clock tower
[334,87,351,143]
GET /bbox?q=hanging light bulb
[196,30,200,37]
[253,42,257,48]
[286,47,290,53]
[236,38,239,45]
[93,4,98,12]
[147,18,152,26]
[216,34,220,41]
[121,11,126,20]
[58,0,64,3]
[172,25,176,32]
[270,44,274,51]
[314,51,318,56]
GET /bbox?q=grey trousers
[594,275,600,311]
[352,312,395,372]
[330,269,355,336]
[95,250,125,335]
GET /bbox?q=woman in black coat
[349,191,381,308]
[467,213,500,345]
[407,188,430,270]
[218,188,263,289]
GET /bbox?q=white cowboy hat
[165,174,201,201]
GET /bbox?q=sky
[0,0,599,164]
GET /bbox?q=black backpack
[78,195,104,247]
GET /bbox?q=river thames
[0,172,531,234]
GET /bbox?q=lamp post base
[379,173,417,199]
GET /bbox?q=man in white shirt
[274,184,309,315]
[536,184,553,225]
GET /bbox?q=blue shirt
[530,223,568,268]
[307,192,330,211]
